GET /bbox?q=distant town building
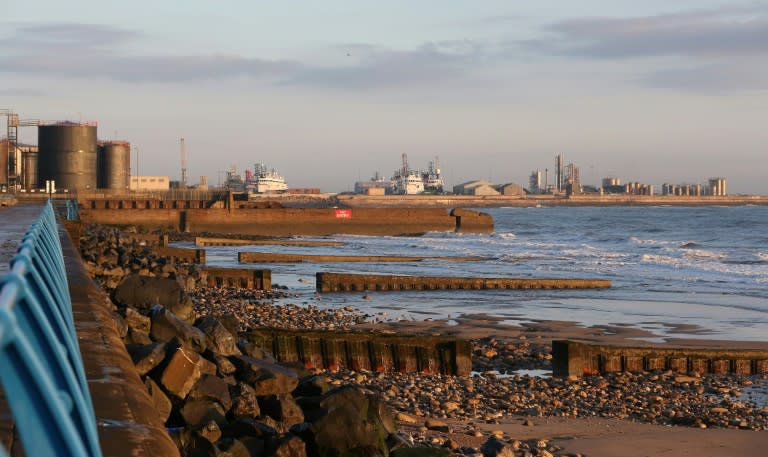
[528,170,543,194]
[354,172,392,194]
[602,177,620,188]
[708,178,727,196]
[564,163,580,195]
[130,176,169,191]
[224,166,245,192]
[364,187,386,196]
[197,176,209,191]
[624,182,654,196]
[285,188,321,194]
[555,154,564,192]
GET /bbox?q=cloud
[0,88,46,97]
[643,59,768,91]
[0,53,300,82]
[0,22,300,82]
[289,40,484,89]
[0,22,483,88]
[536,5,768,58]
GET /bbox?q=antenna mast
[401,153,409,176]
[180,137,187,189]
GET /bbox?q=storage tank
[22,148,39,190]
[97,141,130,190]
[38,122,98,190]
[0,139,8,186]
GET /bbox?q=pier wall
[247,329,472,375]
[60,210,180,456]
[316,273,611,292]
[79,206,494,235]
[553,340,768,377]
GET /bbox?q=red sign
[335,209,352,219]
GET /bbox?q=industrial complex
[0,108,746,204]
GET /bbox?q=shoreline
[354,313,768,351]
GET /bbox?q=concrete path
[0,203,43,273]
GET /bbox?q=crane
[180,137,187,189]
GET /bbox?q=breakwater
[553,340,768,377]
[79,201,494,235]
[316,273,611,292]
[239,252,486,263]
[246,329,472,375]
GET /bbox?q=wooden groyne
[316,273,611,293]
[239,252,486,264]
[552,340,768,377]
[202,267,271,290]
[246,329,472,375]
[195,236,342,247]
[155,246,206,264]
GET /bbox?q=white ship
[391,153,424,195]
[247,163,288,193]
[421,158,444,194]
[392,171,425,195]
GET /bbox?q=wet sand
[357,313,768,350]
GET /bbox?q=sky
[1,1,767,194]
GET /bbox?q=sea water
[183,206,768,342]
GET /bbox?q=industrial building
[495,182,525,196]
[453,180,500,196]
[2,110,134,193]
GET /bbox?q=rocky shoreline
[78,224,768,457]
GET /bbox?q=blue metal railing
[0,201,101,456]
[50,198,80,221]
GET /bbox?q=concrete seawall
[246,329,472,375]
[553,340,768,377]
[316,273,611,292]
[79,204,494,236]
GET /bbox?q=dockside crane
[2,109,39,190]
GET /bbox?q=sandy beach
[355,316,768,456]
[191,287,768,455]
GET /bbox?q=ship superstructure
[246,162,288,193]
[421,158,444,194]
[389,154,445,195]
[391,153,425,195]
